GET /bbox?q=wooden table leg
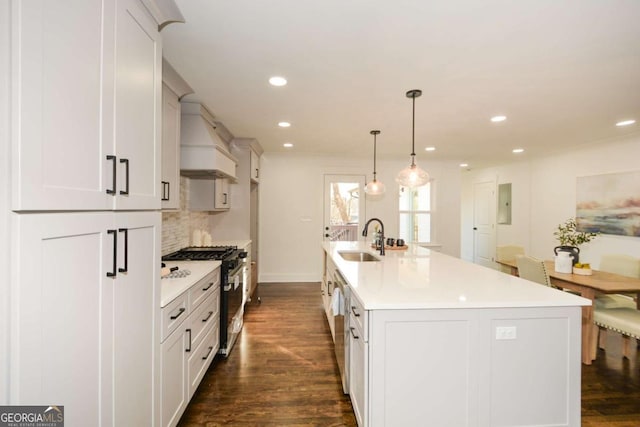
[581,289,596,365]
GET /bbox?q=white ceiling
[162,0,640,168]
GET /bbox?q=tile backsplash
[162,177,209,255]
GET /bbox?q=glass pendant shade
[396,89,429,188]
[365,177,386,195]
[365,130,385,195]
[395,157,430,188]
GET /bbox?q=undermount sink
[338,251,380,262]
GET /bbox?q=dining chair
[594,254,640,309]
[496,245,525,274]
[515,255,552,287]
[593,307,640,359]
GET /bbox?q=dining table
[496,258,640,365]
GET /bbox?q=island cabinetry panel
[160,266,220,427]
[365,307,581,427]
[12,0,161,211]
[11,211,161,427]
[349,293,368,427]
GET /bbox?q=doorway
[473,180,496,267]
[323,175,366,241]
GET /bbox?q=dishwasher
[332,269,350,394]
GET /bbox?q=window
[399,183,431,243]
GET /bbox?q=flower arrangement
[553,217,598,247]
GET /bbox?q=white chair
[496,245,525,274]
[594,254,640,309]
[594,307,640,359]
[515,255,552,287]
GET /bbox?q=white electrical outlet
[496,326,517,340]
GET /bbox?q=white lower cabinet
[161,268,220,427]
[348,294,367,427]
[11,211,161,426]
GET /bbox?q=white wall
[461,133,640,268]
[258,152,461,282]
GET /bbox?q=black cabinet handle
[223,192,228,205]
[351,306,360,317]
[118,228,128,273]
[255,168,259,179]
[106,156,117,195]
[161,181,169,201]
[186,328,192,352]
[170,307,185,320]
[473,227,478,230]
[107,229,117,277]
[202,311,213,322]
[202,346,214,360]
[119,158,129,195]
[202,282,214,291]
[350,327,359,340]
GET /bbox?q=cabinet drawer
[190,291,220,352]
[187,320,219,399]
[162,293,189,342]
[189,268,220,311]
[350,293,367,340]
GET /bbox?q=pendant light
[396,89,430,188]
[364,130,386,195]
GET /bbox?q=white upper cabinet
[250,149,260,183]
[11,0,161,211]
[161,84,181,209]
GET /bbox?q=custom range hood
[180,102,237,180]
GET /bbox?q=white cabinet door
[12,211,160,426]
[161,327,189,427]
[250,150,260,183]
[161,83,181,210]
[112,211,161,426]
[11,0,114,210]
[11,0,161,211]
[214,178,230,209]
[349,323,367,427]
[112,0,161,210]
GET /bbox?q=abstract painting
[576,170,640,237]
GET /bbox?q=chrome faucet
[362,218,385,256]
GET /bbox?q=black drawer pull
[119,158,129,195]
[351,306,360,317]
[202,311,214,322]
[202,282,214,291]
[161,181,169,201]
[202,346,214,360]
[170,307,185,320]
[118,228,128,273]
[106,155,117,195]
[106,229,117,277]
[186,328,192,352]
[350,327,359,340]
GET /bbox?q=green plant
[554,217,598,246]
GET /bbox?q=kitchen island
[323,241,590,427]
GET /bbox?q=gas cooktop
[162,246,238,261]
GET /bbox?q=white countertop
[324,241,591,310]
[160,260,221,307]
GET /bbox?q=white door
[12,212,113,426]
[112,211,160,426]
[11,0,114,210]
[473,181,496,267]
[161,83,181,210]
[323,175,366,241]
[113,0,161,210]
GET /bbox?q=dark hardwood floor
[178,283,640,427]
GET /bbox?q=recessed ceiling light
[491,115,507,122]
[425,146,436,152]
[616,119,636,127]
[269,76,287,86]
[512,148,524,153]
[278,121,291,128]
[460,163,469,168]
[283,143,293,148]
